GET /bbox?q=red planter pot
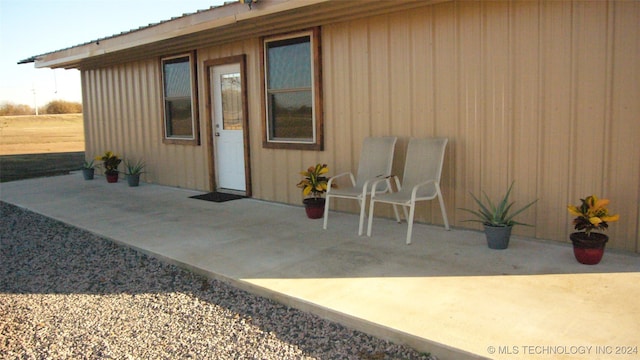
[303,198,325,219]
[106,172,119,183]
[570,232,608,265]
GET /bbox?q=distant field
[0,114,85,182]
[0,113,84,155]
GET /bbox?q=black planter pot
[127,173,141,187]
[483,225,513,250]
[82,168,95,180]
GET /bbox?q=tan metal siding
[609,0,640,251]
[318,0,639,251]
[432,3,458,227]
[80,0,639,252]
[82,60,209,190]
[511,1,540,240]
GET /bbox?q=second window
[263,28,322,150]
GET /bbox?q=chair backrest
[354,136,397,189]
[400,137,448,198]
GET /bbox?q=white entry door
[211,63,246,192]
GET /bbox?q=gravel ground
[0,201,437,360]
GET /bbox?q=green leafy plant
[95,151,121,175]
[567,195,619,237]
[124,159,145,175]
[460,182,538,227]
[296,163,330,199]
[82,159,96,169]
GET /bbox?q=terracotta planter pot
[106,172,119,183]
[303,198,325,219]
[570,232,608,265]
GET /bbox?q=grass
[0,113,84,155]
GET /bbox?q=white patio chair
[323,136,399,235]
[366,137,450,244]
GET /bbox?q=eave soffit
[23,0,450,70]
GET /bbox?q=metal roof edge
[22,0,330,69]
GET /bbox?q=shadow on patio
[1,174,638,360]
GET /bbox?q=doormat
[190,192,245,203]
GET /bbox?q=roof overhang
[20,0,450,70]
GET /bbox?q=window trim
[161,52,200,145]
[261,28,323,150]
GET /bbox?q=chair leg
[387,177,402,223]
[366,198,376,237]
[358,197,366,236]
[401,205,409,223]
[392,204,401,223]
[436,185,450,230]
[322,195,331,230]
[406,202,416,245]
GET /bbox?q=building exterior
[23,0,640,252]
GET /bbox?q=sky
[0,0,229,107]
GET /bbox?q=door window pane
[221,73,242,130]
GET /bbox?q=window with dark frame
[263,28,323,150]
[162,54,198,144]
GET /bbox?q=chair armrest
[410,179,438,201]
[361,173,393,194]
[328,172,355,189]
[370,175,399,198]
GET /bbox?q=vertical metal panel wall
[82,59,210,190]
[81,0,639,252]
[319,0,639,251]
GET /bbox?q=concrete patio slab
[1,174,639,360]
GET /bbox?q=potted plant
[96,151,122,183]
[81,159,96,180]
[460,182,538,249]
[297,163,330,219]
[567,195,619,265]
[124,159,145,187]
